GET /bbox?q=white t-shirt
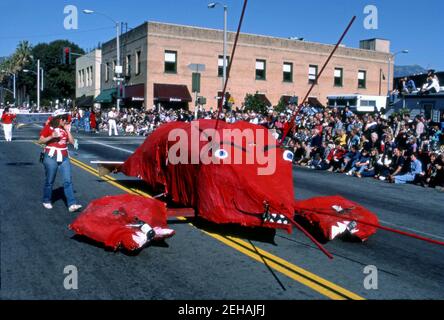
[108,111,117,121]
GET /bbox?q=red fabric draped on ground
[69,194,174,251]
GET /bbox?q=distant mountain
[394,65,427,78]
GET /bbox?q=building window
[309,65,318,84]
[90,66,93,86]
[256,59,266,80]
[283,62,293,83]
[218,55,230,77]
[164,50,177,73]
[105,62,109,82]
[82,69,86,87]
[126,54,132,76]
[78,70,82,88]
[136,51,141,75]
[358,70,367,88]
[334,68,343,87]
[113,60,117,76]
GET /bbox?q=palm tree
[12,40,32,72]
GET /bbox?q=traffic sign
[188,64,206,73]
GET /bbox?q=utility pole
[37,59,40,111]
[116,22,121,112]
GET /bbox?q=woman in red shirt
[1,107,17,142]
[38,111,82,212]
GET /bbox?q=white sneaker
[43,203,53,209]
[69,204,83,212]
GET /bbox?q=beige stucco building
[96,21,393,110]
[75,49,101,108]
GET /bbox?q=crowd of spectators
[70,102,444,191]
[282,104,444,190]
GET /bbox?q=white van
[327,94,387,113]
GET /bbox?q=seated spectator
[347,149,370,176]
[359,148,379,178]
[341,144,361,173]
[325,142,346,172]
[125,123,135,135]
[419,71,440,95]
[392,153,423,184]
[428,153,444,189]
[406,77,417,93]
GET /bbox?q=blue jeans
[42,154,77,206]
[84,119,90,132]
[394,173,416,184]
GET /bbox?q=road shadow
[96,179,159,196]
[52,187,68,207]
[4,162,36,166]
[71,234,170,257]
[188,217,277,245]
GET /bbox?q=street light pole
[83,9,122,112]
[223,5,227,92]
[37,59,40,111]
[116,21,121,113]
[208,2,228,94]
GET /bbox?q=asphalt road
[1,125,443,300]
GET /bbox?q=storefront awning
[154,83,192,102]
[255,93,272,107]
[95,88,116,103]
[281,95,298,105]
[76,95,94,107]
[308,97,324,107]
[124,84,145,102]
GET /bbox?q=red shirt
[40,125,69,157]
[1,113,16,124]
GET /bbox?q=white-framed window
[283,62,293,82]
[334,68,343,87]
[78,70,82,88]
[164,50,177,73]
[358,70,367,88]
[105,62,109,82]
[136,50,141,75]
[255,59,266,80]
[218,55,230,77]
[309,65,318,84]
[126,54,131,76]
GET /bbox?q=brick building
[94,21,393,110]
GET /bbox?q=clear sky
[1,0,443,70]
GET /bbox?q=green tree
[243,92,267,114]
[16,40,85,105]
[274,96,288,114]
[13,40,32,72]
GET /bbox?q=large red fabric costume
[120,120,378,241]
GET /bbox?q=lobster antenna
[280,16,356,144]
[215,0,249,130]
